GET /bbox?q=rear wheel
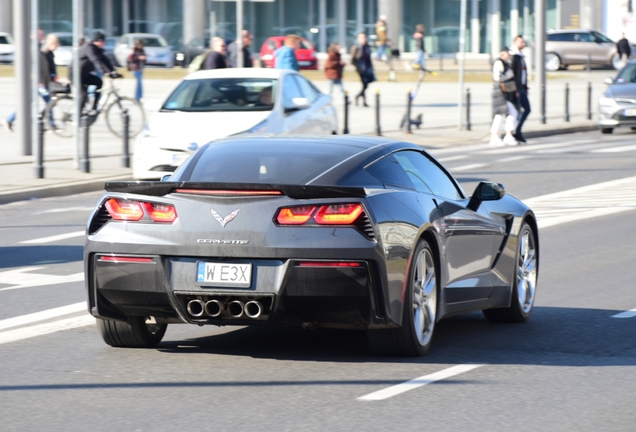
[45,95,75,138]
[105,96,146,138]
[483,221,537,323]
[545,53,561,72]
[368,239,438,356]
[601,128,614,134]
[97,316,167,348]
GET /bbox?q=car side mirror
[285,97,311,114]
[603,77,614,85]
[160,175,172,182]
[467,182,505,211]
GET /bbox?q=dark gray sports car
[84,135,539,356]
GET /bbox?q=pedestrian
[202,37,229,70]
[490,46,519,146]
[127,39,146,102]
[350,32,375,107]
[617,32,631,67]
[511,35,530,143]
[79,31,119,114]
[274,34,300,71]
[42,33,59,82]
[324,42,345,98]
[412,24,426,70]
[375,15,388,61]
[228,30,254,68]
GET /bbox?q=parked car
[50,32,73,66]
[133,68,337,179]
[114,33,174,68]
[86,135,539,356]
[104,36,119,66]
[599,61,636,134]
[0,32,14,64]
[259,36,318,70]
[174,37,209,67]
[545,29,632,71]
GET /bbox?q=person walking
[79,31,119,114]
[228,30,254,68]
[128,39,146,102]
[202,37,229,70]
[490,47,519,147]
[324,42,345,98]
[350,33,375,107]
[274,34,300,71]
[375,15,388,61]
[617,32,631,66]
[511,35,530,143]
[412,24,426,70]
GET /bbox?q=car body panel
[599,61,636,129]
[0,32,14,64]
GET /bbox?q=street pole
[31,0,39,163]
[535,0,546,124]
[73,0,84,169]
[458,0,467,129]
[14,0,32,156]
[236,0,243,68]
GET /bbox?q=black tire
[483,221,538,323]
[601,128,614,134]
[105,96,146,138]
[45,95,75,138]
[97,316,167,348]
[545,53,561,72]
[631,127,636,131]
[368,239,438,356]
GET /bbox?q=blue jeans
[7,87,53,126]
[376,43,387,59]
[133,70,143,101]
[414,50,425,69]
[516,88,531,136]
[328,79,346,98]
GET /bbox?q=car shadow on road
[0,245,83,269]
[156,306,636,366]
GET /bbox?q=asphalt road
[1,130,636,431]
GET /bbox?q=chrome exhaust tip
[187,299,205,317]
[244,301,263,319]
[204,300,224,318]
[227,300,245,318]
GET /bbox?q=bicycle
[45,76,146,139]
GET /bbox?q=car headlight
[599,97,616,107]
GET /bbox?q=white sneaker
[489,136,504,147]
[503,133,518,146]
[2,119,13,132]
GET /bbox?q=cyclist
[79,31,121,114]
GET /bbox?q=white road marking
[452,163,488,172]
[20,230,85,244]
[611,308,636,318]
[39,207,95,214]
[0,302,87,331]
[0,315,95,345]
[357,364,484,401]
[0,267,84,291]
[437,155,468,163]
[524,175,636,229]
[592,144,636,153]
[498,155,529,163]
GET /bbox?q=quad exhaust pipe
[244,301,263,319]
[204,300,223,318]
[187,299,265,319]
[186,299,205,317]
[227,300,245,318]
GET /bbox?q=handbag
[500,78,517,93]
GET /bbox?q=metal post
[587,82,592,120]
[14,0,32,156]
[73,0,85,169]
[35,114,44,178]
[564,83,570,122]
[31,0,39,159]
[375,89,381,136]
[458,0,467,129]
[465,88,471,130]
[343,92,350,134]
[404,88,412,134]
[535,0,546,125]
[122,109,130,167]
[80,115,90,173]
[236,0,243,68]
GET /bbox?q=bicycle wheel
[105,96,146,138]
[45,95,76,138]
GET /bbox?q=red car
[259,36,318,70]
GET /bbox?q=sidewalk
[0,73,602,205]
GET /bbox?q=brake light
[175,189,282,196]
[144,202,177,223]
[276,206,316,225]
[314,204,363,225]
[104,198,144,221]
[298,261,361,267]
[98,255,155,263]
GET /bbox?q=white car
[133,68,338,179]
[51,32,73,66]
[114,33,174,68]
[0,32,14,64]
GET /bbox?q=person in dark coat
[617,33,632,64]
[490,47,519,146]
[227,30,253,68]
[350,32,374,107]
[79,31,118,113]
[324,42,345,97]
[128,39,147,101]
[202,37,229,70]
[510,35,529,143]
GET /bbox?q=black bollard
[35,114,44,178]
[564,83,570,122]
[404,89,413,134]
[122,108,130,168]
[587,82,592,120]
[541,82,547,124]
[343,92,350,134]
[80,114,90,173]
[465,88,471,131]
[375,89,381,136]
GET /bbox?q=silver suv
[545,30,623,71]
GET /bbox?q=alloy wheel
[412,247,437,346]
[517,228,537,314]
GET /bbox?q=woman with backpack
[490,46,519,146]
[128,39,147,102]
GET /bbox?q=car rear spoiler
[104,181,367,199]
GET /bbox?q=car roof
[211,134,407,150]
[122,33,163,38]
[185,68,293,80]
[547,29,597,33]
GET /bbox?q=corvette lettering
[197,239,249,244]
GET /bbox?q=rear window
[0,35,12,44]
[186,141,361,184]
[547,33,575,42]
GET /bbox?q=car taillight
[314,204,363,225]
[144,202,177,223]
[276,206,316,225]
[105,198,144,221]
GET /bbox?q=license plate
[298,61,312,66]
[196,262,251,287]
[624,108,636,117]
